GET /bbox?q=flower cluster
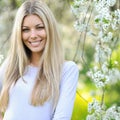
[87,98,105,120]
[71,0,91,32]
[88,98,104,113]
[94,44,112,63]
[103,106,120,120]
[94,0,118,31]
[87,63,120,88]
[87,98,120,120]
[72,0,120,34]
[98,32,113,43]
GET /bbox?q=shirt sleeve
[52,61,79,120]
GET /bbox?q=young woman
[0,0,79,120]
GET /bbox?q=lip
[29,40,42,43]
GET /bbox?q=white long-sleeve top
[0,61,79,120]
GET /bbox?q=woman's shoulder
[62,60,78,70]
[62,60,79,75]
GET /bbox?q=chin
[31,48,44,53]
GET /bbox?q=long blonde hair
[0,0,64,112]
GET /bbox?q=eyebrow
[22,23,44,27]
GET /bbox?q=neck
[30,52,41,67]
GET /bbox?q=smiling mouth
[29,40,42,47]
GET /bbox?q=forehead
[22,14,43,26]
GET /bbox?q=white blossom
[94,44,111,63]
[114,9,120,24]
[111,18,118,30]
[87,98,106,120]
[87,69,107,88]
[103,106,120,120]
[74,21,87,32]
[88,98,102,113]
[101,32,113,43]
[108,68,120,84]
[101,62,109,73]
[106,0,116,7]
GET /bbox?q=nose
[30,29,37,39]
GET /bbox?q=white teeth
[30,41,41,47]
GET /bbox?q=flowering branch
[72,0,120,119]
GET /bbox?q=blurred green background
[0,0,120,119]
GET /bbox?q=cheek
[44,32,47,39]
[22,33,28,41]
[40,29,47,38]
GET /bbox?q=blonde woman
[0,0,79,120]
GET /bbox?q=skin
[22,14,47,66]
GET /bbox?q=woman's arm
[52,61,79,120]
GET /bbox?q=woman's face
[22,14,47,55]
